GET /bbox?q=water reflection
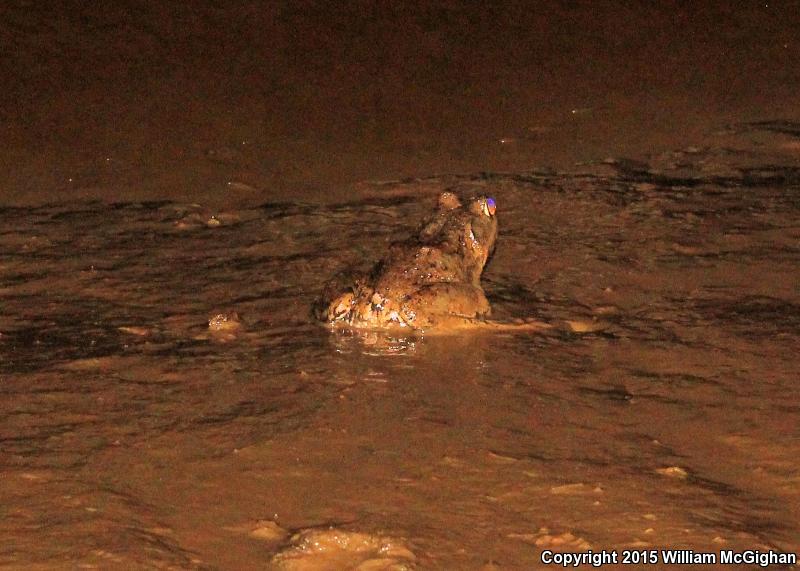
[1,136,799,567]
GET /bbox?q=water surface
[2,130,799,569]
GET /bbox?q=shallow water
[1,132,799,569]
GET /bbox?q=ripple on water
[1,141,799,565]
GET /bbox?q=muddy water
[4,2,800,208]
[1,127,799,569]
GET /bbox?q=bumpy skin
[314,192,499,331]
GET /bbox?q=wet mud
[1,126,799,569]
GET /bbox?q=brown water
[3,2,800,569]
[2,125,799,569]
[3,2,800,207]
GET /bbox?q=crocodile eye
[482,197,497,217]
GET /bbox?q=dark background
[2,1,799,205]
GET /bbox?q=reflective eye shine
[484,197,497,217]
